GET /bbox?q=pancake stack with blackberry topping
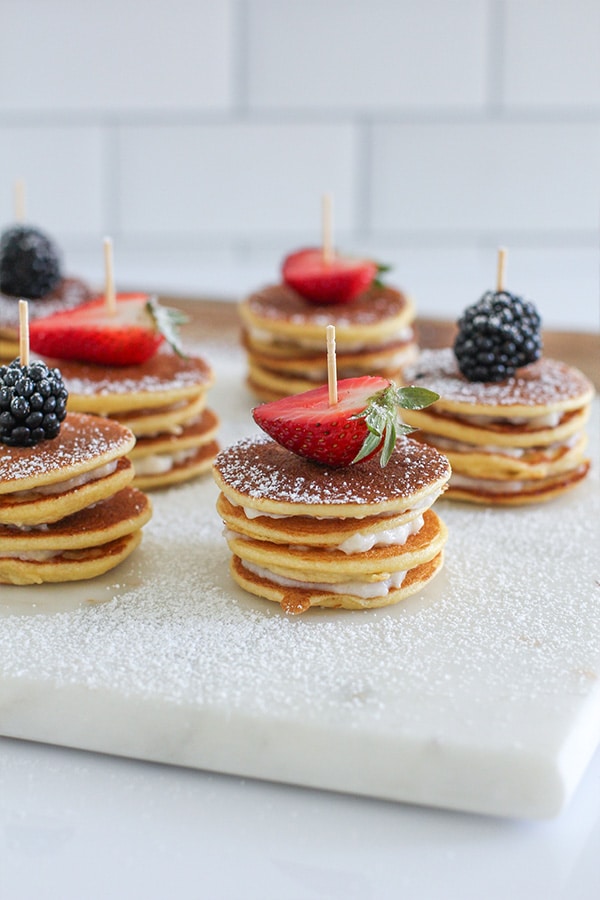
[0,306,151,585]
[29,245,219,490]
[0,224,92,361]
[401,251,595,505]
[214,349,450,614]
[240,200,416,400]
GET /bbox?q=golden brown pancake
[213,435,450,613]
[402,348,595,505]
[240,283,417,400]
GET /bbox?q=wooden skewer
[496,247,507,292]
[14,179,26,222]
[322,192,334,264]
[326,324,338,406]
[103,236,116,316]
[19,299,29,366]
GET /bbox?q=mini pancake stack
[213,435,450,614]
[56,348,219,491]
[240,283,417,400]
[402,348,594,505]
[0,412,151,585]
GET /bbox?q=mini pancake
[213,435,451,519]
[57,348,214,415]
[216,493,431,548]
[214,435,450,613]
[0,413,135,496]
[402,348,595,505]
[0,486,151,585]
[230,551,445,614]
[0,456,134,527]
[240,284,415,346]
[240,283,417,399]
[130,409,220,490]
[0,531,142,585]
[109,391,207,437]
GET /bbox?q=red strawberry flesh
[282,247,378,305]
[252,376,391,467]
[29,292,164,366]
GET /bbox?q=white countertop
[1,735,600,900]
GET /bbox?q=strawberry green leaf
[146,298,188,357]
[351,383,438,466]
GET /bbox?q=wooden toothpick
[326,324,338,406]
[19,299,29,366]
[322,192,334,264]
[496,247,507,292]
[103,236,116,316]
[14,179,26,222]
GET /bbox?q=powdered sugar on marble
[1,345,599,746]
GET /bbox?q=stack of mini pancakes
[0,412,151,585]
[401,348,595,505]
[213,434,450,614]
[53,348,219,490]
[240,283,417,401]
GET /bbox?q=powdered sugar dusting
[0,344,599,783]
[214,435,450,507]
[405,348,594,408]
[246,284,411,328]
[0,413,133,488]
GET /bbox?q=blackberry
[0,358,68,447]
[0,225,62,299]
[453,290,542,382]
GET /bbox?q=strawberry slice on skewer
[282,247,386,305]
[253,375,438,468]
[29,293,186,366]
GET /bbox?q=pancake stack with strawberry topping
[29,292,219,490]
[0,224,92,361]
[400,266,595,505]
[0,317,151,585]
[240,246,417,400]
[213,373,450,614]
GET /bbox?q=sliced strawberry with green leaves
[282,247,386,305]
[29,293,187,366]
[252,376,439,468]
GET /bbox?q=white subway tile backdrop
[0,0,598,328]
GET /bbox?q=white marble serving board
[1,345,599,820]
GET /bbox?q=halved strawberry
[252,376,438,468]
[29,293,186,366]
[282,247,383,305]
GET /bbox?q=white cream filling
[12,461,119,499]
[337,514,424,553]
[226,513,424,555]
[235,486,441,521]
[1,549,62,561]
[240,559,407,599]
[133,448,198,476]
